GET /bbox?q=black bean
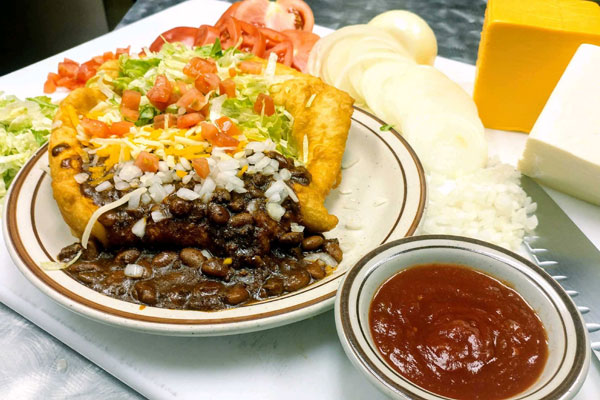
[279,232,303,245]
[279,259,300,273]
[201,258,230,279]
[179,248,206,269]
[228,194,246,212]
[212,188,231,203]
[190,201,207,218]
[284,269,311,292]
[114,249,141,266]
[69,262,104,273]
[194,280,225,295]
[60,158,73,169]
[305,261,326,280]
[229,212,253,227]
[77,271,103,284]
[302,235,324,251]
[82,240,100,260]
[249,186,264,198]
[266,151,290,169]
[263,277,284,296]
[168,197,192,217]
[164,286,190,307]
[252,173,269,187]
[98,210,120,227]
[58,243,83,262]
[152,251,178,268]
[208,203,230,224]
[104,270,126,286]
[224,284,250,305]
[51,143,70,157]
[324,240,343,263]
[133,281,158,305]
[290,166,311,185]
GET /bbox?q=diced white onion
[304,252,338,267]
[290,223,305,233]
[266,202,285,222]
[131,217,147,238]
[119,164,143,182]
[74,173,89,184]
[151,210,168,222]
[124,263,145,278]
[177,187,200,201]
[279,168,291,181]
[95,181,112,192]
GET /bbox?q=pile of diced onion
[419,159,538,251]
[79,138,302,244]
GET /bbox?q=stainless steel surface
[521,176,600,361]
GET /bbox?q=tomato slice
[281,30,319,72]
[183,57,217,79]
[195,25,220,46]
[233,0,314,32]
[254,93,275,116]
[135,151,160,173]
[177,112,205,129]
[215,116,241,137]
[147,75,173,110]
[219,78,236,98]
[216,1,242,26]
[260,28,293,66]
[149,26,198,52]
[109,121,134,137]
[192,157,211,178]
[153,114,178,129]
[121,90,141,110]
[194,73,221,95]
[80,118,110,138]
[235,18,266,57]
[238,60,263,74]
[176,88,208,111]
[216,17,242,49]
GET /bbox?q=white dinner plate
[2,107,426,336]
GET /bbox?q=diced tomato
[135,151,160,173]
[76,62,97,82]
[253,93,275,116]
[116,46,130,56]
[63,58,79,65]
[121,107,140,122]
[147,75,173,110]
[201,121,239,147]
[121,90,141,110]
[93,55,105,64]
[103,51,116,61]
[177,112,204,129]
[149,26,199,52]
[176,81,191,95]
[228,68,237,77]
[153,114,178,129]
[183,57,217,79]
[80,118,110,138]
[215,116,241,136]
[58,61,79,78]
[43,78,56,94]
[192,157,210,178]
[238,61,263,74]
[282,30,320,72]
[48,72,60,83]
[57,77,83,90]
[176,88,207,111]
[109,121,134,137]
[194,73,221,95]
[219,79,236,98]
[195,25,220,46]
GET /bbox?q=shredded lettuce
[0,93,57,206]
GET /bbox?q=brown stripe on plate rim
[6,111,426,325]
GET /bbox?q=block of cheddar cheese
[473,0,600,133]
[518,44,600,205]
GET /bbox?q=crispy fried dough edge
[269,63,354,232]
[49,87,109,246]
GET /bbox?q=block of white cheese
[518,44,600,205]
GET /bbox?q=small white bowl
[335,235,590,400]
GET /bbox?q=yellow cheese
[473,0,600,133]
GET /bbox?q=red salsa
[369,264,548,400]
